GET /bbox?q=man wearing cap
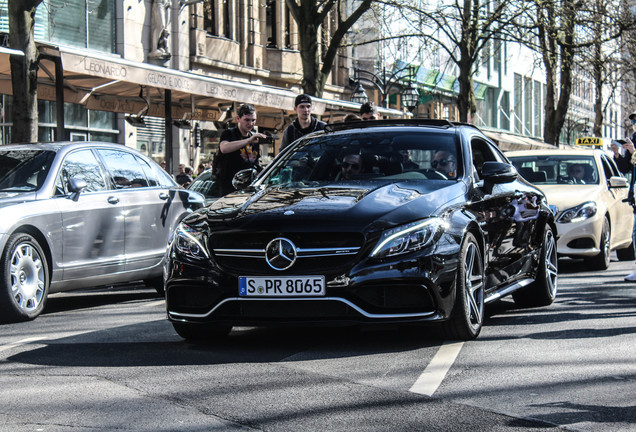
[280,94,327,150]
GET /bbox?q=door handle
[159,192,170,200]
[107,196,119,205]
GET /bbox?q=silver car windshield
[0,150,56,192]
[262,131,460,186]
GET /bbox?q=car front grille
[210,231,365,274]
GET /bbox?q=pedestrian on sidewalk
[617,111,636,281]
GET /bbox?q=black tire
[172,321,232,341]
[144,277,165,296]
[584,218,610,270]
[513,225,558,308]
[0,233,49,323]
[616,243,635,261]
[442,232,484,340]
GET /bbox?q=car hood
[198,181,465,231]
[0,191,37,206]
[536,184,601,211]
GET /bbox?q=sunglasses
[432,158,455,168]
[632,120,636,125]
[342,162,360,170]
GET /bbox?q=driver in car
[431,150,457,178]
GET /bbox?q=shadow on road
[43,283,162,315]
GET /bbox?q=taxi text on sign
[576,137,601,146]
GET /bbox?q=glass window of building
[9,0,118,53]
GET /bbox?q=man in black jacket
[214,104,267,196]
[612,111,636,280]
[280,94,326,151]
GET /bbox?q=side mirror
[481,161,518,184]
[68,177,87,201]
[232,168,257,191]
[609,176,628,188]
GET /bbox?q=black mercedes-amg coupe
[165,120,557,341]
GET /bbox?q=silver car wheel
[544,228,558,299]
[10,241,46,313]
[464,241,484,331]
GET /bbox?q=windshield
[260,131,461,187]
[509,155,599,185]
[0,150,56,192]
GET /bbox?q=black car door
[466,137,541,290]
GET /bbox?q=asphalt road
[0,256,634,432]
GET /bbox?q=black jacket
[613,132,636,211]
[280,117,327,150]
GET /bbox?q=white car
[507,149,633,269]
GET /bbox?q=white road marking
[0,336,47,353]
[142,299,165,308]
[409,341,464,396]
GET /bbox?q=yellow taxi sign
[576,137,601,146]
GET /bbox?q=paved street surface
[0,256,634,431]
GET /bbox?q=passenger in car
[398,149,419,170]
[340,153,364,179]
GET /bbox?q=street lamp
[350,65,416,109]
[350,82,369,105]
[401,81,419,112]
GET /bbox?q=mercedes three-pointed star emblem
[265,237,297,270]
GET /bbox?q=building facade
[0,0,389,174]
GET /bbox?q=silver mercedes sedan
[0,142,205,322]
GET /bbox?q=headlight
[557,201,597,223]
[371,218,444,259]
[174,223,209,259]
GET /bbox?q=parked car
[507,149,633,269]
[165,120,557,341]
[0,142,205,322]
[187,168,223,205]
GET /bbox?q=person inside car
[566,163,586,184]
[340,153,364,179]
[431,150,457,179]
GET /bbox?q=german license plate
[239,276,325,297]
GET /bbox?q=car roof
[0,141,137,152]
[324,119,481,135]
[506,148,600,157]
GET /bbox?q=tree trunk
[456,58,475,123]
[8,0,42,143]
[297,22,323,96]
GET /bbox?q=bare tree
[285,0,373,97]
[8,0,42,143]
[370,0,530,123]
[519,0,632,145]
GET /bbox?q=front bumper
[165,246,460,326]
[555,213,602,257]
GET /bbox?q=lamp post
[350,65,419,111]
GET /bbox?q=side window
[601,154,619,179]
[56,150,107,194]
[470,138,504,177]
[135,156,159,187]
[97,149,146,189]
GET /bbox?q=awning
[482,129,555,151]
[0,44,405,129]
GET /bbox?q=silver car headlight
[174,223,209,260]
[371,218,444,259]
[557,201,597,223]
